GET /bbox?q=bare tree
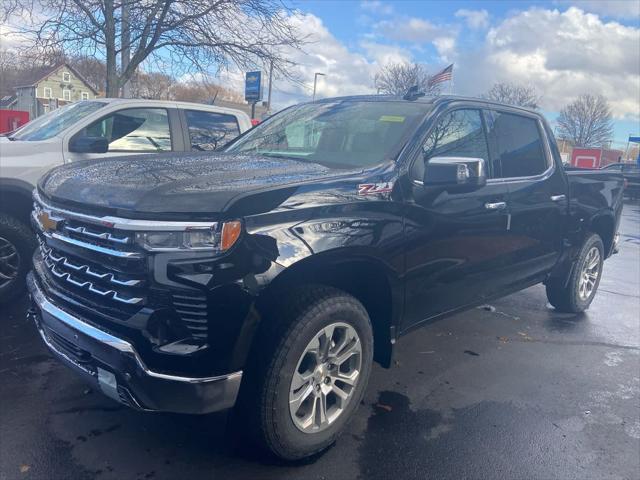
[556,94,614,147]
[374,62,439,96]
[69,55,108,92]
[172,78,244,103]
[482,82,541,109]
[4,0,306,97]
[130,71,174,99]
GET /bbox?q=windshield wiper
[260,152,310,162]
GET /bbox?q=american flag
[428,64,453,87]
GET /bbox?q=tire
[238,285,374,461]
[0,214,37,304]
[546,233,604,313]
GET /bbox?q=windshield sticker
[379,115,405,123]
[358,182,394,195]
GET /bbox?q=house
[10,63,99,119]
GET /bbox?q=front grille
[32,194,211,343]
[33,197,148,318]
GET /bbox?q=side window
[412,109,489,181]
[485,111,548,178]
[185,110,240,151]
[80,108,172,152]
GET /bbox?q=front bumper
[27,272,242,414]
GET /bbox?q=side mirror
[423,157,487,192]
[69,136,109,154]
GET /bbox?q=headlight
[135,221,242,252]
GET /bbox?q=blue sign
[245,71,262,102]
[629,136,640,143]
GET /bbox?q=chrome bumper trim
[29,275,241,385]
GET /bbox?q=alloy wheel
[0,236,20,289]
[578,246,601,301]
[289,322,362,433]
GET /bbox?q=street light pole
[312,72,325,101]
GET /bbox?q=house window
[44,87,52,99]
[81,92,89,100]
[63,89,71,101]
[62,72,71,82]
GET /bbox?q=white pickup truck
[0,98,251,302]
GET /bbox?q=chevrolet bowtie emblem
[37,211,60,233]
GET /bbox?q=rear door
[484,109,567,288]
[402,107,512,331]
[181,109,242,151]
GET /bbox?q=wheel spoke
[331,384,350,407]
[314,393,328,428]
[291,369,313,392]
[332,338,361,366]
[333,369,359,387]
[289,382,314,413]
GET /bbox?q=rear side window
[412,109,489,181]
[485,111,548,178]
[185,110,240,151]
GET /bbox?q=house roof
[0,95,17,108]
[13,63,99,95]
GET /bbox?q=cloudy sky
[252,0,639,145]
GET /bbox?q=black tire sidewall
[264,294,373,459]
[0,215,36,302]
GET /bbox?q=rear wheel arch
[255,252,398,368]
[589,213,615,257]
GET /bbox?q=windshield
[10,101,107,141]
[226,101,430,169]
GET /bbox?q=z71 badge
[357,182,394,196]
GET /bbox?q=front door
[65,107,176,162]
[402,107,511,332]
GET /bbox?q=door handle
[485,201,507,210]
[550,194,566,202]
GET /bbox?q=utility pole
[312,72,325,101]
[121,0,131,98]
[267,60,273,114]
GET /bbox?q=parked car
[27,95,623,460]
[0,99,251,302]
[601,162,640,199]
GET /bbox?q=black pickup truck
[27,95,623,460]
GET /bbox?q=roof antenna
[403,85,425,101]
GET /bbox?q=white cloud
[557,1,640,18]
[360,1,394,16]
[433,37,456,61]
[376,17,450,43]
[217,13,379,107]
[454,7,640,119]
[360,41,412,65]
[455,9,490,29]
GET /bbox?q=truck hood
[39,152,344,217]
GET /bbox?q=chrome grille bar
[43,254,143,305]
[65,225,131,244]
[42,244,141,287]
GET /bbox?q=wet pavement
[1,201,639,480]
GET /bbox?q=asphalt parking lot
[1,201,639,480]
